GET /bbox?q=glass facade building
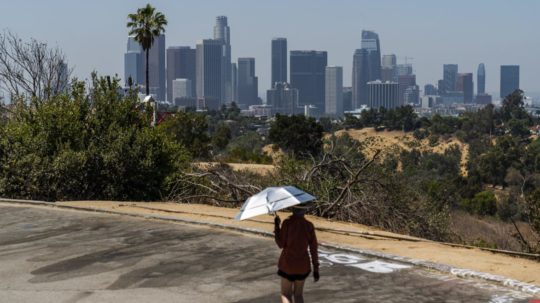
[290,50,327,115]
[500,65,520,98]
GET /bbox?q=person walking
[274,206,319,303]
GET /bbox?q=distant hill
[333,128,470,176]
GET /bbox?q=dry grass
[450,210,539,251]
[193,162,275,176]
[334,128,470,176]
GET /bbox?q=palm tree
[127,4,167,96]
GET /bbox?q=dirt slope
[335,128,470,176]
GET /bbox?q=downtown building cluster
[124,16,522,118]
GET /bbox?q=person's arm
[308,222,320,282]
[274,216,287,248]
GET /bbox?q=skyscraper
[352,49,369,108]
[231,63,238,102]
[237,58,258,106]
[267,82,299,115]
[272,38,287,87]
[171,79,195,107]
[144,34,166,100]
[342,87,353,112]
[124,36,144,87]
[456,73,474,103]
[398,75,416,105]
[381,54,397,82]
[442,64,458,94]
[361,30,381,81]
[500,65,520,98]
[196,39,223,109]
[214,16,232,103]
[124,52,143,87]
[166,46,196,102]
[396,64,413,76]
[424,84,438,96]
[367,80,399,109]
[58,61,69,93]
[290,50,327,115]
[325,66,343,117]
[477,63,486,95]
[382,54,397,68]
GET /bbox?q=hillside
[334,128,470,176]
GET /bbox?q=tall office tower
[166,46,196,102]
[214,16,232,103]
[231,63,238,102]
[352,49,369,108]
[196,39,223,109]
[381,54,397,82]
[424,84,438,96]
[437,79,445,95]
[382,54,397,68]
[267,82,299,115]
[476,94,492,105]
[456,73,474,103]
[342,87,353,111]
[396,64,413,76]
[290,50,327,114]
[325,66,343,117]
[127,36,142,53]
[500,65,520,98]
[58,61,69,92]
[367,80,399,109]
[477,63,486,95]
[272,38,287,87]
[237,58,258,106]
[442,64,458,95]
[142,34,166,100]
[124,36,144,87]
[361,30,381,81]
[171,79,195,107]
[398,74,416,105]
[404,86,420,104]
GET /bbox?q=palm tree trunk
[145,49,150,96]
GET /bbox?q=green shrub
[0,75,189,201]
[460,191,497,216]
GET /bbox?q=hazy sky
[2,0,539,99]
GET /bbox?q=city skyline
[2,0,539,99]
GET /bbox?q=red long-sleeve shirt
[274,214,319,275]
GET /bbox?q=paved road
[0,205,535,303]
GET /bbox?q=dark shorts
[277,270,310,282]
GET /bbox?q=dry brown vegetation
[450,210,539,251]
[333,128,470,176]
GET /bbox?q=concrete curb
[1,199,539,295]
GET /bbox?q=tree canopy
[269,114,324,158]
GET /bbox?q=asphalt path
[0,205,535,303]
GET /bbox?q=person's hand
[313,271,320,282]
[274,215,281,226]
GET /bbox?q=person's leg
[280,278,293,303]
[292,279,306,303]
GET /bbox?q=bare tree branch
[0,29,71,102]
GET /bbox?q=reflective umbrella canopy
[234,186,316,221]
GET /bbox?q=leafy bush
[159,111,210,159]
[0,75,189,201]
[269,114,323,158]
[460,191,497,216]
[526,189,540,234]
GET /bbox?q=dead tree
[167,163,263,206]
[0,30,71,103]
